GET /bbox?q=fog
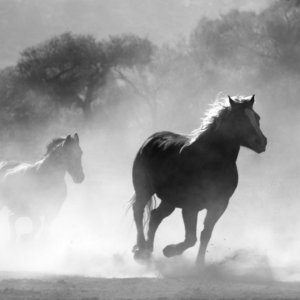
[0,0,272,68]
[0,0,300,283]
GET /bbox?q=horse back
[133,131,188,191]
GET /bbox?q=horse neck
[192,129,240,162]
[38,150,66,177]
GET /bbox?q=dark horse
[131,95,267,267]
[0,134,84,240]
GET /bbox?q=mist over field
[0,0,300,287]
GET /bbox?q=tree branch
[114,69,154,107]
[47,65,77,82]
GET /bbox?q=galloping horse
[131,95,267,267]
[0,134,84,240]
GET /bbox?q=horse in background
[0,133,84,241]
[131,95,267,268]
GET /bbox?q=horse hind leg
[132,191,153,261]
[21,215,42,242]
[163,208,198,258]
[146,200,175,253]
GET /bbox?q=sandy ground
[0,273,300,300]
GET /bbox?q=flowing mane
[187,95,252,145]
[45,137,66,155]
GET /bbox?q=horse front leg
[41,213,57,241]
[163,209,198,257]
[196,203,227,268]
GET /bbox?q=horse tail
[144,195,157,228]
[128,193,157,228]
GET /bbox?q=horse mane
[45,137,66,155]
[186,94,249,146]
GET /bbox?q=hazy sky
[0,0,273,68]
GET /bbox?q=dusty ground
[0,273,300,300]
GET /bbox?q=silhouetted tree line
[0,0,299,156]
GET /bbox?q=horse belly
[156,165,238,209]
[155,175,207,209]
[2,174,67,217]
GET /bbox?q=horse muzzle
[252,135,267,153]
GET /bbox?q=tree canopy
[1,0,300,143]
[17,32,154,117]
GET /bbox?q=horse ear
[65,134,72,144]
[228,96,238,108]
[248,94,255,108]
[74,133,79,143]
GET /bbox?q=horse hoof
[133,248,152,263]
[163,244,179,257]
[194,263,205,275]
[195,257,205,270]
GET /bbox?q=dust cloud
[0,102,299,283]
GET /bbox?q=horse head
[62,133,85,183]
[227,95,267,153]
